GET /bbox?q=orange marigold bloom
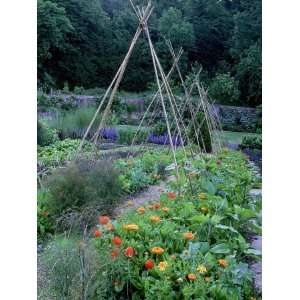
[94,229,102,238]
[183,232,195,240]
[218,259,228,267]
[111,249,119,258]
[122,224,139,231]
[204,276,210,282]
[137,207,145,214]
[153,203,161,209]
[99,215,110,225]
[112,236,122,247]
[151,247,164,255]
[167,191,176,199]
[161,207,170,213]
[149,216,161,223]
[187,273,197,281]
[105,223,114,231]
[124,246,135,258]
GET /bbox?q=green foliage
[45,159,123,217]
[153,121,168,136]
[37,0,73,88]
[116,149,174,193]
[158,7,195,51]
[37,139,93,170]
[117,126,149,145]
[39,236,100,299]
[239,136,262,150]
[235,42,262,107]
[37,0,262,105]
[209,73,240,105]
[37,120,58,146]
[189,112,212,153]
[47,107,101,139]
[37,190,55,242]
[89,149,261,299]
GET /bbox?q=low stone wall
[213,104,258,132]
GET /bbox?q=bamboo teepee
[77,0,222,180]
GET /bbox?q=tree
[235,42,262,107]
[209,73,240,105]
[37,0,73,87]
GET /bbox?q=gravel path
[113,176,175,217]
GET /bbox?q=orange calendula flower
[122,224,139,231]
[158,261,168,271]
[111,249,119,258]
[197,264,207,274]
[149,216,161,223]
[105,223,114,231]
[187,273,197,281]
[137,207,146,214]
[204,276,210,282]
[161,207,170,213]
[183,232,195,240]
[99,215,110,225]
[218,259,228,267]
[151,247,164,255]
[199,193,207,200]
[167,191,176,199]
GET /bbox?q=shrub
[45,159,123,217]
[153,121,167,136]
[188,111,212,153]
[37,120,58,146]
[239,136,262,150]
[37,94,51,107]
[209,73,240,105]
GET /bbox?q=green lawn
[215,130,261,145]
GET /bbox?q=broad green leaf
[210,243,231,254]
[244,248,262,256]
[215,224,239,234]
[210,215,224,225]
[189,215,210,224]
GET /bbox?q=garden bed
[38,148,262,299]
